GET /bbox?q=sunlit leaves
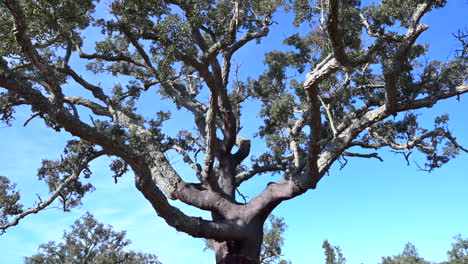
[37,140,97,211]
[290,0,316,27]
[363,0,446,29]
[0,3,17,57]
[0,176,24,230]
[0,91,24,126]
[20,0,96,52]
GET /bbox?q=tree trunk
[211,213,264,264]
[213,234,263,264]
[212,159,265,263]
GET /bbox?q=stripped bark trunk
[213,220,263,264]
[212,157,264,264]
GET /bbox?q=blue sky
[1,1,467,264]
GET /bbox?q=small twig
[23,112,40,126]
[235,189,248,204]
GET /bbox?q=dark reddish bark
[210,157,265,264]
[213,220,264,264]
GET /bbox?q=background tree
[319,236,468,264]
[445,234,468,264]
[381,242,429,264]
[0,0,467,263]
[260,215,291,264]
[24,212,161,264]
[322,240,346,264]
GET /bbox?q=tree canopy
[0,0,467,263]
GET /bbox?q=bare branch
[397,83,468,111]
[351,123,468,156]
[23,112,40,127]
[57,68,150,143]
[409,1,433,30]
[320,83,468,174]
[75,45,146,68]
[235,164,287,187]
[62,39,73,68]
[342,151,383,162]
[318,94,337,137]
[56,66,110,104]
[221,24,270,97]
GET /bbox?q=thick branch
[342,151,383,162]
[175,182,240,218]
[319,83,468,179]
[134,166,246,241]
[201,93,220,189]
[326,0,349,65]
[303,55,340,90]
[306,84,321,181]
[232,137,251,164]
[164,81,208,137]
[304,57,337,180]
